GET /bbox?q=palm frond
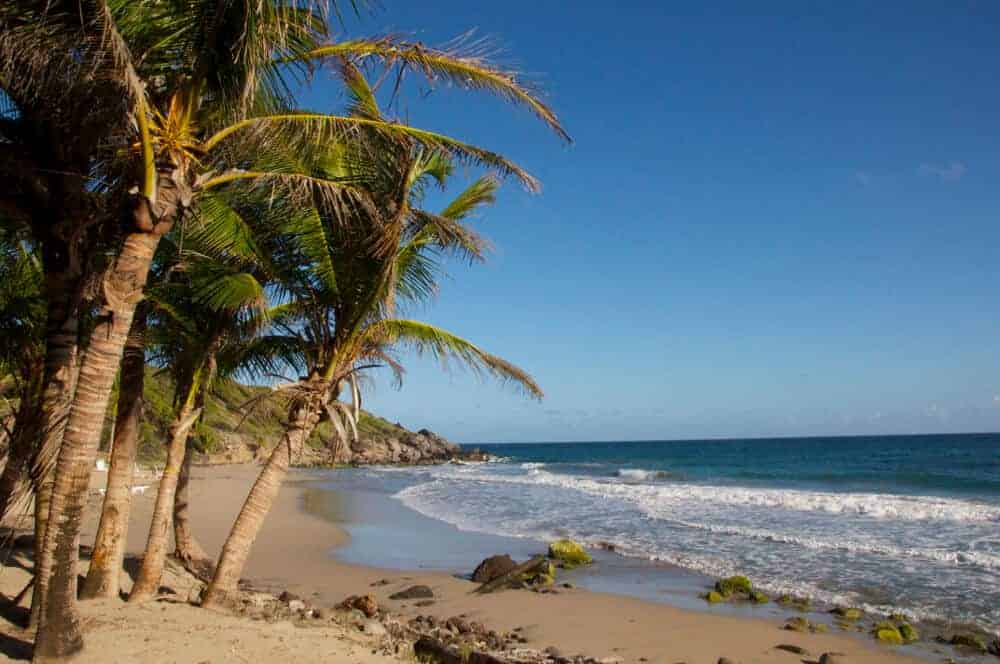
[358,319,543,399]
[301,35,571,143]
[202,113,539,191]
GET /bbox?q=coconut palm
[202,67,544,608]
[126,195,276,602]
[1,4,564,657]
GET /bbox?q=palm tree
[127,195,274,602]
[1,6,564,659]
[202,68,545,608]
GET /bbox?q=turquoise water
[383,433,999,634]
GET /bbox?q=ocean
[308,433,999,637]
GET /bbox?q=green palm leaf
[358,319,543,399]
[300,36,571,143]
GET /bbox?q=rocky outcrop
[332,427,464,466]
[198,417,478,467]
[141,370,478,468]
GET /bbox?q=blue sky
[311,1,1000,443]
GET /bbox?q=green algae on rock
[714,575,753,597]
[873,622,904,645]
[547,540,593,568]
[830,607,863,621]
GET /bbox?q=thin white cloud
[854,171,874,186]
[918,161,966,182]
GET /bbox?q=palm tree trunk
[32,230,161,662]
[200,400,323,610]
[80,306,147,600]
[174,442,211,576]
[128,376,202,603]
[28,267,81,629]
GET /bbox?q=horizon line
[459,429,1000,446]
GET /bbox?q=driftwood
[413,637,508,664]
[472,555,547,595]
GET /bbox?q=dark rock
[988,637,1000,657]
[278,591,301,603]
[717,658,737,664]
[445,617,471,634]
[949,634,987,652]
[338,594,378,618]
[389,585,434,600]
[818,654,845,664]
[775,644,809,655]
[370,579,391,587]
[413,636,507,664]
[472,555,518,584]
[415,600,435,607]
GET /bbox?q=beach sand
[0,464,929,663]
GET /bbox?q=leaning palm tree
[202,70,544,607]
[127,207,274,602]
[4,3,566,657]
[82,179,280,599]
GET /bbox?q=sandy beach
[0,463,935,663]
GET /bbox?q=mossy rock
[519,560,556,585]
[830,607,863,621]
[715,575,753,597]
[875,625,903,646]
[547,540,592,568]
[812,623,829,633]
[749,590,769,604]
[898,624,919,642]
[784,617,811,632]
[874,623,904,645]
[705,591,725,603]
[889,613,908,623]
[532,573,555,587]
[949,634,987,652]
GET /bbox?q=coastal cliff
[132,369,471,467]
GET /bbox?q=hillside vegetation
[134,369,433,466]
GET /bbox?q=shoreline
[0,463,968,663]
[184,464,929,663]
